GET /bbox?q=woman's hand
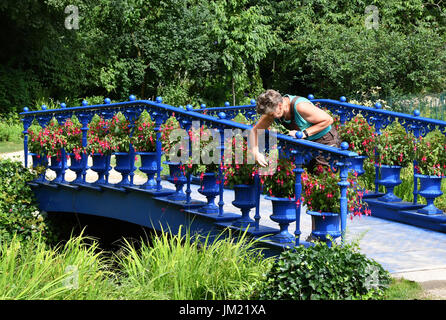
[288,130,303,139]
[254,151,268,167]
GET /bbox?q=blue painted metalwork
[20,95,364,253]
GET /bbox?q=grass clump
[115,227,271,300]
[0,233,115,300]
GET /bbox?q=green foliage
[131,111,157,152]
[0,233,115,299]
[27,119,66,158]
[107,113,131,153]
[86,115,113,155]
[261,156,296,198]
[301,167,368,215]
[414,130,446,176]
[0,113,23,143]
[268,0,446,98]
[63,117,83,156]
[114,227,271,300]
[337,115,375,157]
[258,241,391,300]
[0,159,55,244]
[374,123,415,167]
[1,0,445,112]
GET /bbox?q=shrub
[258,241,391,300]
[0,113,23,143]
[0,159,55,244]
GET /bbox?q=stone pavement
[2,151,446,297]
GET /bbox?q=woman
[250,89,340,172]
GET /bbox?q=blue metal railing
[198,95,446,204]
[20,96,358,246]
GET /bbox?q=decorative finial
[104,98,111,104]
[23,107,29,112]
[413,109,420,117]
[307,94,314,100]
[129,94,136,101]
[295,131,304,139]
[340,96,347,102]
[374,102,382,109]
[60,102,66,108]
[41,104,47,110]
[156,96,163,103]
[340,142,349,150]
[82,100,88,106]
[200,103,206,109]
[224,101,230,107]
[186,104,194,111]
[250,99,256,105]
[218,112,226,119]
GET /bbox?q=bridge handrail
[20,97,359,246]
[20,99,358,159]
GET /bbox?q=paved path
[2,150,446,298]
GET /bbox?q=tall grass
[115,227,272,300]
[0,228,271,300]
[0,233,115,300]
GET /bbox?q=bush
[0,113,23,143]
[0,159,56,244]
[258,241,391,300]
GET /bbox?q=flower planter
[349,155,368,176]
[114,152,135,187]
[30,153,48,182]
[48,155,66,183]
[138,152,160,190]
[306,211,341,247]
[197,172,219,214]
[265,196,296,243]
[165,161,187,201]
[232,184,256,227]
[415,174,444,215]
[377,165,402,202]
[90,153,111,185]
[69,152,89,184]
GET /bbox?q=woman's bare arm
[294,102,333,137]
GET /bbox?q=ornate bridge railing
[197,95,446,233]
[20,96,358,250]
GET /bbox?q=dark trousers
[305,126,341,174]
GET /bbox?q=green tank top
[278,94,331,141]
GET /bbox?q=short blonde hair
[256,89,283,115]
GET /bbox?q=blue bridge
[20,95,446,257]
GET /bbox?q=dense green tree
[0,0,444,112]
